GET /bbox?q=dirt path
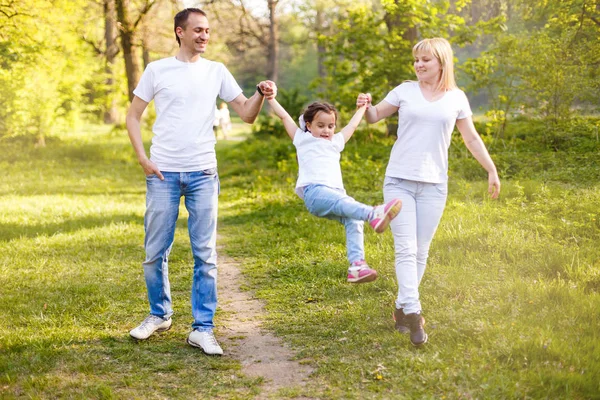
[217,251,314,399]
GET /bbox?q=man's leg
[183,169,222,355]
[131,172,180,340]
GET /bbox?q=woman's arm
[357,93,398,124]
[456,116,501,199]
[267,97,299,140]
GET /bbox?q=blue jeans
[143,170,219,332]
[302,184,373,264]
[383,177,447,314]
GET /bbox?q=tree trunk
[142,37,151,68]
[316,7,326,79]
[384,2,418,42]
[104,0,119,123]
[115,0,141,102]
[267,0,279,82]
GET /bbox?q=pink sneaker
[347,260,378,283]
[369,199,402,233]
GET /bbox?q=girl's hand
[259,80,277,100]
[356,93,372,108]
[488,172,500,199]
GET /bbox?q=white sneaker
[187,330,224,355]
[129,315,172,340]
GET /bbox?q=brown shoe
[393,308,425,335]
[404,312,428,346]
[393,308,409,334]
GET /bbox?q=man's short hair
[174,8,207,47]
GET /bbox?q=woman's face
[306,111,336,141]
[413,51,442,83]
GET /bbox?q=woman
[357,37,500,346]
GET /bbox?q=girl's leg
[304,185,376,282]
[342,217,377,283]
[303,184,372,221]
[341,217,365,264]
[303,185,366,263]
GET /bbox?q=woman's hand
[356,93,372,108]
[488,171,500,199]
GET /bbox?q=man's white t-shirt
[293,129,346,198]
[134,57,243,172]
[384,81,472,183]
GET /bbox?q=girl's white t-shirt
[134,57,243,172]
[383,81,472,183]
[293,129,345,198]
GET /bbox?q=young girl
[267,96,402,283]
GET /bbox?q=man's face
[177,13,210,54]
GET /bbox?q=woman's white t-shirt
[383,81,472,183]
[293,129,345,198]
[134,57,243,172]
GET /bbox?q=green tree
[0,0,101,143]
[317,0,502,133]
[462,0,599,138]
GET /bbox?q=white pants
[383,176,447,314]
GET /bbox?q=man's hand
[139,157,164,180]
[258,80,277,100]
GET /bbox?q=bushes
[243,116,600,187]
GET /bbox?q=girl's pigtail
[298,114,307,131]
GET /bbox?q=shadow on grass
[0,333,251,397]
[0,213,144,242]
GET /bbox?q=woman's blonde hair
[412,38,457,92]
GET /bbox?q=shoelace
[372,205,386,220]
[207,333,219,346]
[140,316,163,330]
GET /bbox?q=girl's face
[413,51,442,83]
[306,111,336,141]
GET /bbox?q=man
[126,8,275,355]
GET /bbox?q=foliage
[461,0,600,136]
[252,88,310,137]
[0,0,102,141]
[317,0,503,115]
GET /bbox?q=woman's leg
[384,177,420,312]
[415,182,447,285]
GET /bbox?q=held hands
[488,172,501,199]
[139,157,164,180]
[258,80,277,100]
[357,93,372,109]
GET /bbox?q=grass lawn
[1,120,599,399]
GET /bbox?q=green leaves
[0,0,101,140]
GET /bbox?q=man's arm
[228,81,277,124]
[125,96,164,180]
